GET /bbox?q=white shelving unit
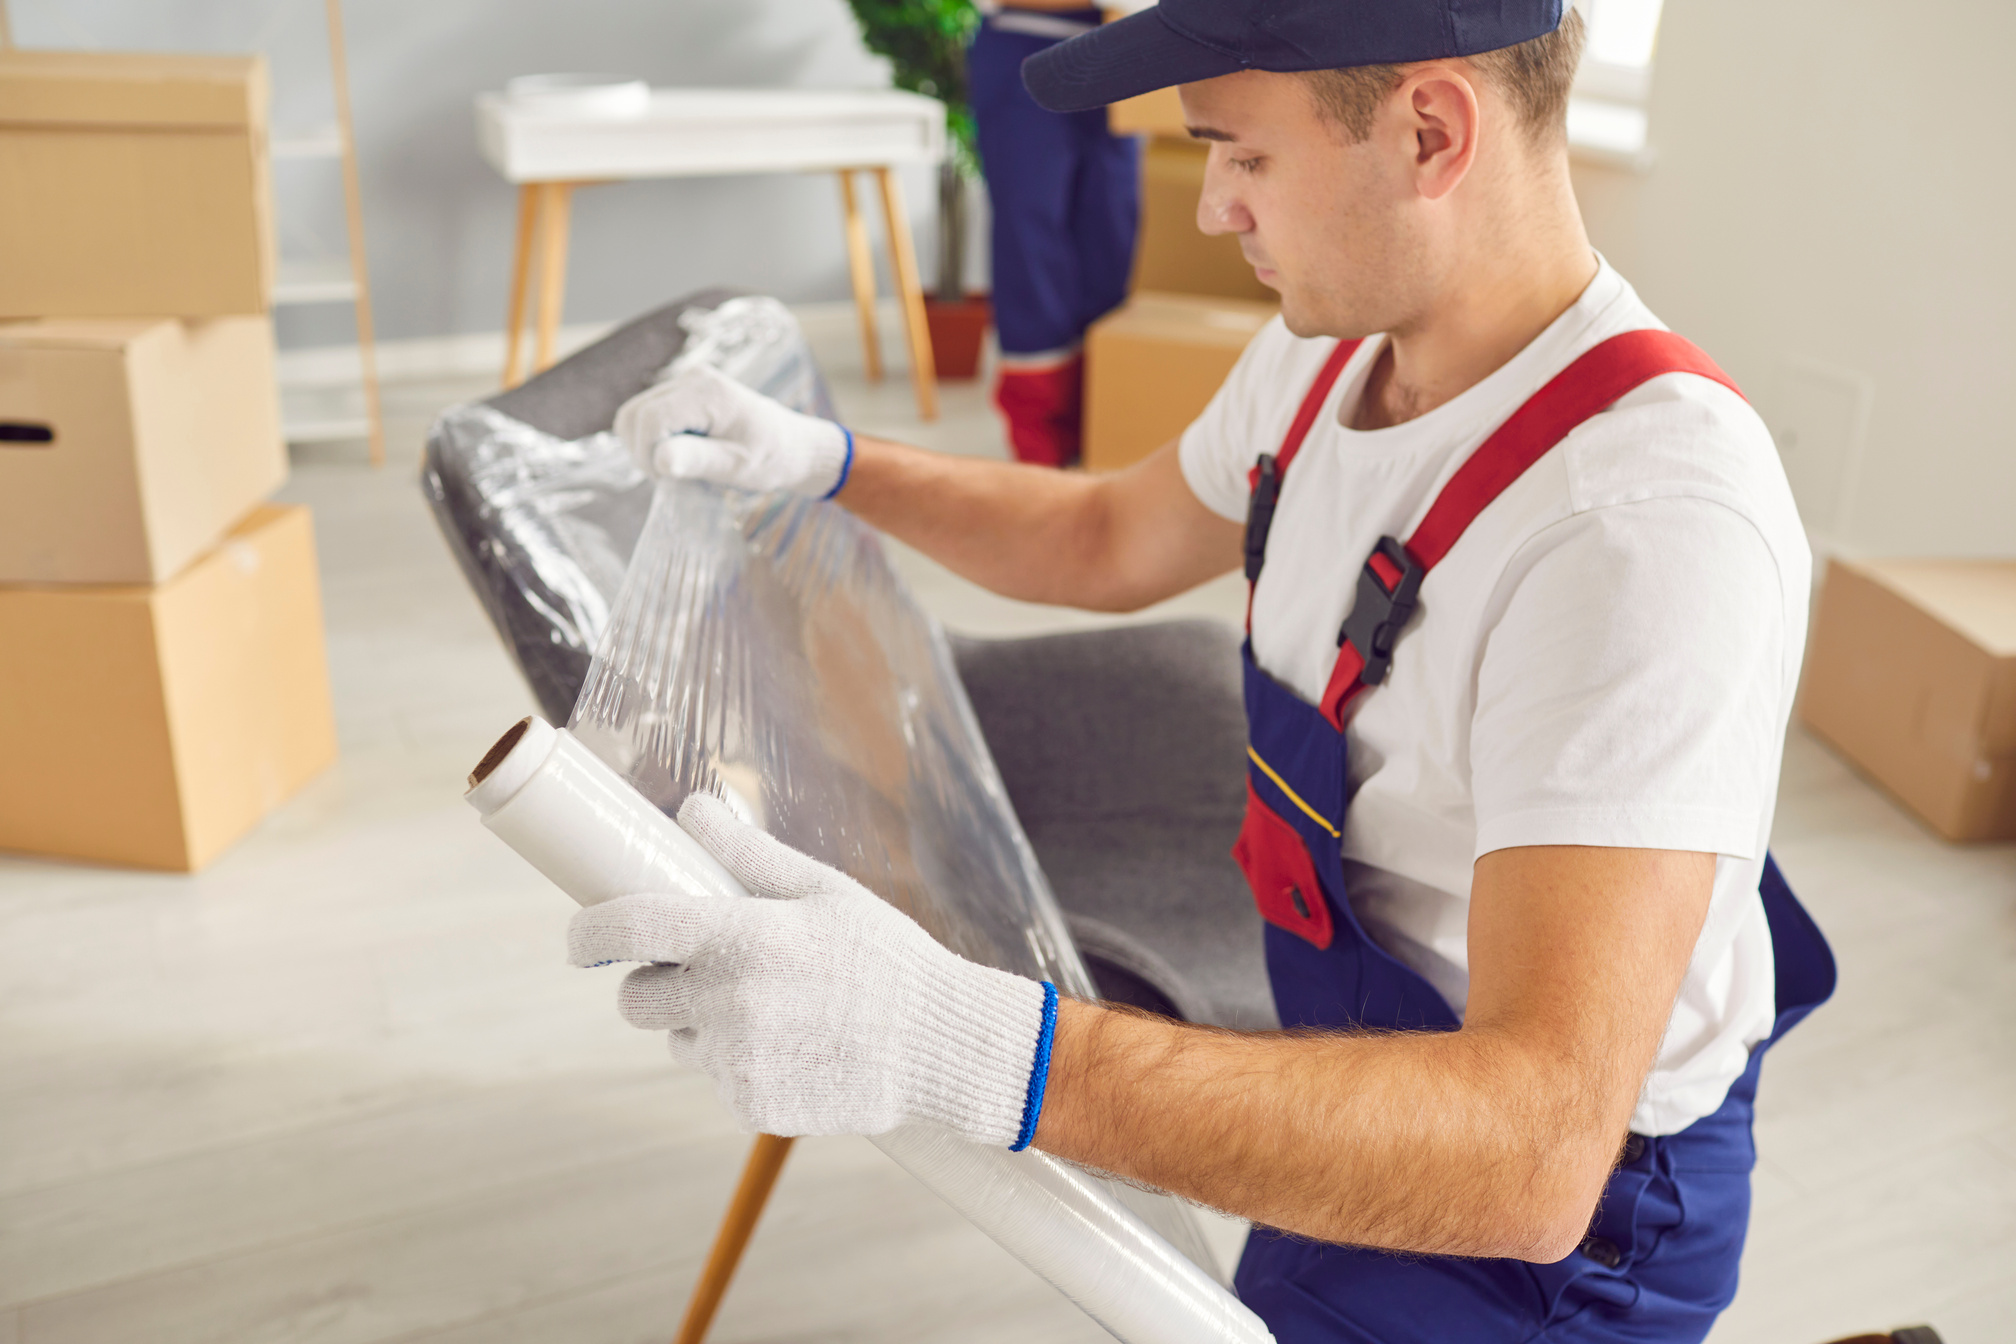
[270,0,385,464]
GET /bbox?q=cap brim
[1021,9,1244,115]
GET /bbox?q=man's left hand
[568,794,1053,1146]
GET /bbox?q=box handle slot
[0,423,56,446]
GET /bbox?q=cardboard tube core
[465,715,558,816]
[471,716,532,788]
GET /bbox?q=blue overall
[1229,333,1838,1343]
[968,11,1140,357]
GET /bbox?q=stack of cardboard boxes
[1083,87,1281,472]
[0,50,337,872]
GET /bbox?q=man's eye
[1230,156,1264,174]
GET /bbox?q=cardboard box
[0,504,337,871]
[1110,86,1188,138]
[1131,137,1277,303]
[1084,290,1277,472]
[0,315,284,584]
[1801,557,2016,841]
[0,50,273,317]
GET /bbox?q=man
[969,0,1145,466]
[592,1,1835,1338]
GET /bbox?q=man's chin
[1277,297,1326,340]
[1276,290,1376,342]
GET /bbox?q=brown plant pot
[924,293,991,380]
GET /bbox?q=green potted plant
[843,0,992,379]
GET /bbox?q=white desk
[476,87,948,417]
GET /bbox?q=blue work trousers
[968,17,1141,356]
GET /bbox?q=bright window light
[1583,0,1665,71]
[1565,99,1650,157]
[1569,0,1665,166]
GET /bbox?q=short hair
[1300,6,1587,146]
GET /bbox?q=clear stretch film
[465,718,1273,1344]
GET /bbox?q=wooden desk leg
[873,166,938,422]
[502,184,541,388]
[533,181,577,376]
[672,1134,795,1344]
[837,171,884,384]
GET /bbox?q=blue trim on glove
[820,427,855,500]
[1010,981,1059,1152]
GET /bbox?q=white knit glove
[568,794,1058,1147]
[613,364,854,498]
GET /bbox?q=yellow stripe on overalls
[1246,746,1342,838]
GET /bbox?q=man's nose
[1196,169,1252,238]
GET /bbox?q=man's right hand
[614,364,854,499]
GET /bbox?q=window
[1568,0,1664,167]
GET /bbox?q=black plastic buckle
[1337,536,1425,686]
[1244,453,1281,583]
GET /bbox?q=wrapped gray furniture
[422,290,1272,1031]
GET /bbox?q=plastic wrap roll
[465,715,742,907]
[465,717,1272,1344]
[873,1128,1271,1344]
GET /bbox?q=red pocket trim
[1232,779,1335,950]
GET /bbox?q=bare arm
[1032,845,1715,1262]
[837,435,1243,612]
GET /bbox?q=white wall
[1574,0,2016,557]
[5,0,969,348]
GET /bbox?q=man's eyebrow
[1187,126,1238,142]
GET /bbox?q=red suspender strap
[1248,338,1361,495]
[1243,339,1361,630]
[1316,329,1744,729]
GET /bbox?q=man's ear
[1393,65,1481,201]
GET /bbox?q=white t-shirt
[1180,261,1809,1135]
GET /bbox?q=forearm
[836,435,1183,611]
[1033,1001,1627,1261]
[1030,847,1710,1258]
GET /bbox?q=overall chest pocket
[1232,779,1336,949]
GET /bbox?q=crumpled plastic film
[659,295,834,415]
[420,296,835,724]
[422,405,645,723]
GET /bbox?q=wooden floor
[0,317,2008,1343]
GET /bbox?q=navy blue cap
[1023,0,1564,113]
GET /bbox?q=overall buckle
[1337,536,1425,686]
[1244,453,1281,583]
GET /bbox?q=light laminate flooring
[0,314,2009,1343]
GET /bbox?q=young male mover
[590,2,1836,1337]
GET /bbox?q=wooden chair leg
[502,183,541,388]
[837,170,884,383]
[671,1133,795,1344]
[873,165,938,422]
[533,181,576,376]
